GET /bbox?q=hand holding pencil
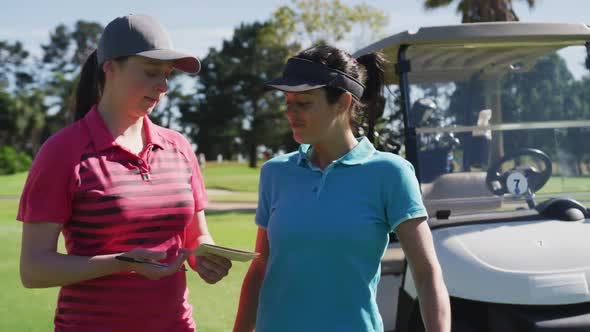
[115,248,190,279]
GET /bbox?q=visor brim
[264,77,327,93]
[264,57,365,100]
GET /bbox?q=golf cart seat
[380,172,500,277]
[421,172,502,217]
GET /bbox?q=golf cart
[354,22,590,331]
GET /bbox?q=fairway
[539,176,590,194]
[3,161,261,198]
[202,162,261,193]
[0,200,257,332]
[1,165,588,331]
[0,172,28,196]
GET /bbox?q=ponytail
[356,52,386,143]
[69,49,104,122]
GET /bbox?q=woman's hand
[194,254,232,284]
[119,248,190,280]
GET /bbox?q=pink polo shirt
[18,105,208,332]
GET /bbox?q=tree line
[2,0,589,174]
[0,0,388,171]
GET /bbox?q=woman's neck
[311,129,358,170]
[97,99,145,154]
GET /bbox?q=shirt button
[137,160,144,165]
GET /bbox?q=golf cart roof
[353,22,590,84]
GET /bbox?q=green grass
[1,162,261,199]
[0,172,27,196]
[208,192,259,203]
[0,202,257,332]
[189,212,257,331]
[539,176,590,194]
[1,161,589,331]
[0,200,61,331]
[202,162,260,192]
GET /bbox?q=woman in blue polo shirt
[234,45,451,332]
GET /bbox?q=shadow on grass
[205,210,255,217]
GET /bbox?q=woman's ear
[336,92,353,114]
[102,60,115,77]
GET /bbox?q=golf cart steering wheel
[486,148,552,196]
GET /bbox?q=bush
[0,146,32,175]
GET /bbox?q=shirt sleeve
[17,138,78,224]
[255,163,271,229]
[384,159,428,232]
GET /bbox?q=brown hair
[69,50,128,121]
[295,45,386,140]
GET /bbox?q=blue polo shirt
[255,137,427,332]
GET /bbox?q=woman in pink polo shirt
[18,14,231,332]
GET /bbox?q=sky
[1,0,589,76]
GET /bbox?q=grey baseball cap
[97,14,200,74]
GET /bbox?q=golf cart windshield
[355,23,590,217]
[412,43,590,216]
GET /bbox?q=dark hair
[295,45,386,140]
[69,50,103,122]
[69,50,128,122]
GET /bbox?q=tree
[562,75,590,175]
[424,0,536,163]
[41,20,103,129]
[0,89,15,147]
[181,22,299,168]
[42,21,103,73]
[271,0,389,46]
[501,54,573,152]
[0,86,47,155]
[0,41,29,148]
[424,0,535,22]
[0,40,31,90]
[185,1,390,167]
[447,49,588,174]
[0,40,47,156]
[181,47,244,161]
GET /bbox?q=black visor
[265,57,365,101]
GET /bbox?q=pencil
[115,255,188,272]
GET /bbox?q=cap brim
[137,49,201,74]
[264,76,327,93]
